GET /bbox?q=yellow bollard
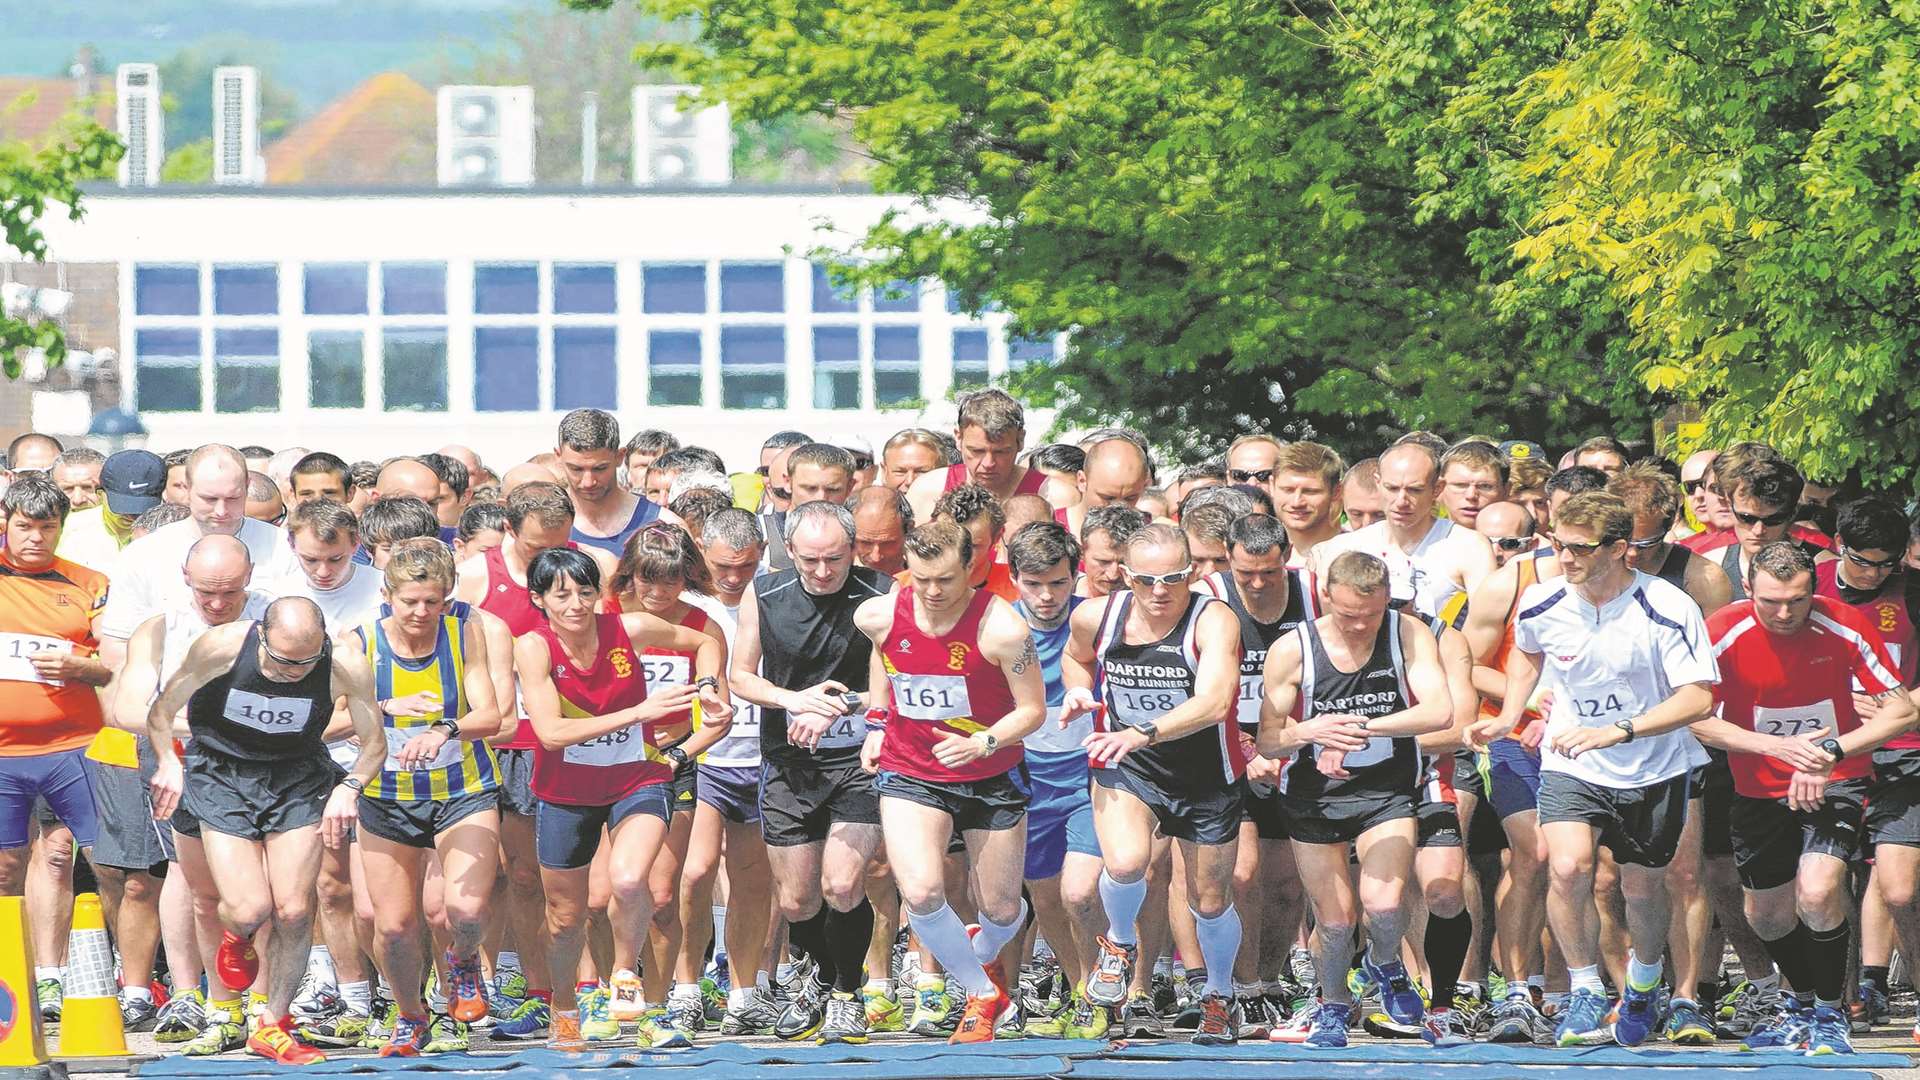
[52,893,127,1059]
[0,895,49,1068]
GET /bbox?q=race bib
[1110,686,1190,731]
[642,655,692,688]
[1323,732,1394,768]
[890,673,972,722]
[1561,679,1636,727]
[815,711,865,750]
[223,689,313,735]
[0,632,71,685]
[383,724,466,773]
[564,723,652,767]
[1235,673,1263,729]
[1754,699,1837,741]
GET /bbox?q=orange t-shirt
[0,551,109,757]
[892,562,1020,603]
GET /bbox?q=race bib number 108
[223,689,313,735]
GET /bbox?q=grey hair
[668,469,733,502]
[702,508,765,553]
[783,500,856,546]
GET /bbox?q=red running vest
[482,544,551,751]
[878,587,1025,783]
[942,461,1048,498]
[530,612,671,804]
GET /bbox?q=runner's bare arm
[451,615,506,739]
[1355,615,1452,738]
[108,614,166,734]
[331,649,387,788]
[1419,624,1481,753]
[1463,562,1518,702]
[980,597,1047,745]
[474,608,519,744]
[513,632,692,749]
[145,621,249,763]
[726,581,786,710]
[622,610,732,721]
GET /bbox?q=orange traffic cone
[0,895,49,1068]
[53,893,127,1059]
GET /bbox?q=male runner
[856,521,1046,1042]
[1061,439,1154,539]
[1225,436,1283,489]
[1341,461,1386,531]
[1079,505,1149,599]
[882,430,949,493]
[1697,541,1916,1056]
[789,444,858,506]
[147,597,385,1064]
[729,502,892,1040]
[1697,449,1826,600]
[1062,523,1247,1044]
[1270,442,1345,569]
[1474,502,1539,569]
[1438,442,1510,530]
[908,390,1050,523]
[1315,443,1496,625]
[852,486,912,577]
[1255,551,1453,1047]
[556,409,664,558]
[1467,492,1717,1048]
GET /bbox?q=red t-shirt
[1708,595,1899,799]
[878,586,1025,783]
[530,612,671,804]
[1682,524,1833,554]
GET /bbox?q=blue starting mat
[1103,1041,1912,1069]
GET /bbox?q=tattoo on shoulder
[1010,635,1038,676]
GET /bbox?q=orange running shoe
[549,1008,584,1049]
[247,1016,326,1064]
[216,930,260,989]
[948,989,1011,1045]
[445,950,488,1024]
[965,924,1011,1000]
[379,1014,432,1058]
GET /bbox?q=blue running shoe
[1804,1005,1853,1056]
[490,999,551,1041]
[1303,1001,1352,1049]
[1612,983,1658,1047]
[1741,1002,1811,1052]
[1361,957,1425,1026]
[1554,988,1609,1048]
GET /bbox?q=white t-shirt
[1513,570,1718,788]
[264,563,385,635]
[99,518,291,641]
[1317,518,1463,620]
[693,594,762,768]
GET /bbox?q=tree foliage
[0,115,122,377]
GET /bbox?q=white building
[17,186,1060,467]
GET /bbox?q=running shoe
[154,989,206,1043]
[1741,1002,1811,1052]
[445,951,488,1024]
[819,991,870,1045]
[1238,993,1277,1040]
[379,1014,432,1058]
[494,968,529,1001]
[581,988,622,1042]
[248,1016,326,1064]
[1288,948,1317,991]
[120,993,160,1032]
[1663,997,1714,1045]
[1806,1005,1853,1055]
[182,1014,248,1057]
[863,985,905,1032]
[635,1009,692,1049]
[1086,936,1135,1008]
[1716,978,1753,1023]
[665,991,705,1034]
[359,1001,395,1049]
[949,988,1011,1044]
[1720,985,1776,1038]
[490,998,552,1041]
[292,974,342,1023]
[1303,1001,1352,1049]
[1421,1007,1472,1047]
[775,975,826,1041]
[1554,988,1610,1048]
[425,1014,469,1052]
[1362,956,1425,1027]
[1851,980,1889,1031]
[1612,983,1659,1047]
[1063,994,1111,1040]
[1119,993,1164,1038]
[608,968,647,1022]
[35,979,61,1021]
[907,980,955,1037]
[1192,993,1239,1046]
[719,987,782,1037]
[217,930,261,989]
[301,1008,371,1047]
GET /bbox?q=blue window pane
[811,262,856,313]
[213,328,279,412]
[1009,334,1056,368]
[305,263,368,315]
[721,325,785,409]
[720,262,784,313]
[554,326,617,410]
[213,265,277,316]
[643,264,707,314]
[383,329,449,411]
[813,326,860,410]
[873,279,919,313]
[874,326,920,406]
[135,265,199,316]
[383,263,446,315]
[475,327,539,411]
[308,331,364,408]
[135,327,201,411]
[953,329,990,390]
[475,263,539,315]
[648,330,702,407]
[554,263,617,314]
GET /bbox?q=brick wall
[0,260,122,448]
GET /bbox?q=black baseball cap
[101,449,165,517]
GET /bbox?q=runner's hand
[1516,716,1547,752]
[637,683,699,723]
[1465,715,1515,751]
[696,685,734,722]
[1244,753,1282,786]
[784,681,851,721]
[1300,714,1370,753]
[383,691,442,719]
[322,784,359,850]
[932,731,990,769]
[395,729,451,770]
[1083,726,1150,767]
[1316,746,1350,780]
[1766,728,1835,775]
[1548,721,1623,759]
[787,713,831,751]
[29,651,96,683]
[1059,687,1098,724]
[861,729,885,773]
[1786,768,1830,813]
[150,757,184,821]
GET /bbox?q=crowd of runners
[2,393,1916,1062]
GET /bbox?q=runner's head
[1077,437,1152,511]
[527,546,602,632]
[647,446,727,508]
[419,452,470,527]
[289,451,352,507]
[667,486,734,543]
[373,456,445,520]
[621,429,679,495]
[1608,462,1682,573]
[360,496,439,570]
[455,500,507,561]
[1834,496,1907,591]
[612,522,711,613]
[1136,488,1172,521]
[1226,513,1292,610]
[258,596,327,682]
[1680,450,1721,529]
[555,408,623,506]
[785,500,857,596]
[380,537,456,635]
[1377,442,1441,530]
[1545,465,1610,523]
[1547,491,1633,587]
[954,390,1027,488]
[903,520,975,613]
[1716,445,1804,554]
[1271,441,1344,536]
[163,448,191,506]
[245,471,285,526]
[1180,503,1233,579]
[788,443,857,505]
[1122,522,1195,618]
[1007,521,1080,627]
[1438,441,1509,528]
[1323,551,1391,638]
[1748,540,1818,636]
[3,475,68,570]
[1081,504,1148,598]
[933,484,1006,589]
[1003,493,1052,537]
[51,447,103,510]
[1340,459,1384,530]
[1573,436,1630,478]
[699,508,764,606]
[882,428,948,491]
[851,484,912,577]
[1225,434,1283,486]
[504,481,576,560]
[286,499,360,592]
[1473,501,1536,569]
[183,533,253,625]
[759,430,812,512]
[1508,457,1553,533]
[185,444,250,536]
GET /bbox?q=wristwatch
[339,776,366,793]
[973,731,1000,754]
[1818,737,1845,763]
[663,746,691,769]
[431,718,461,739]
[1612,718,1636,743]
[692,675,719,694]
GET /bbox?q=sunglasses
[1841,545,1902,571]
[1682,479,1708,494]
[851,455,874,471]
[1487,536,1534,552]
[1125,564,1195,587]
[1549,536,1614,558]
[1627,534,1667,550]
[262,642,325,667]
[1733,507,1795,529]
[1228,469,1275,484]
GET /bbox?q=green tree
[0,116,123,377]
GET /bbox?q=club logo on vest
[609,647,633,679]
[947,643,970,671]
